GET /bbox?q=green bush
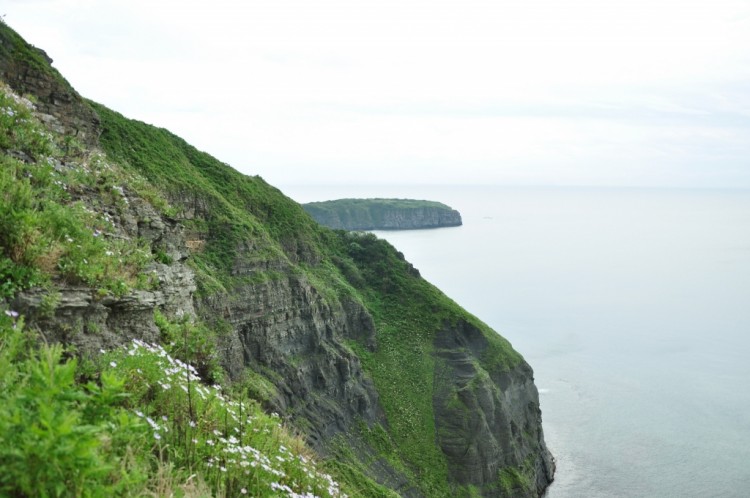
[0,318,151,497]
[154,310,223,384]
[0,312,365,497]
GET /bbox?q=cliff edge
[0,21,553,497]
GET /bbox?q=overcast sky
[5,0,750,188]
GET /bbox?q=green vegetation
[154,310,225,385]
[0,313,376,498]
[332,232,522,496]
[0,79,391,496]
[0,21,540,496]
[0,84,155,299]
[0,20,69,86]
[497,458,536,496]
[0,316,152,497]
[90,102,325,293]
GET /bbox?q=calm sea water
[284,185,750,498]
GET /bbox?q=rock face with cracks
[206,272,385,446]
[0,25,100,146]
[433,320,555,496]
[1,22,553,497]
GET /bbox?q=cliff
[303,198,463,230]
[0,22,553,497]
[0,23,100,146]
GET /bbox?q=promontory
[303,198,463,230]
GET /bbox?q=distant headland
[302,198,463,230]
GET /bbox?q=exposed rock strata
[0,27,100,146]
[203,273,385,446]
[12,178,195,355]
[434,321,555,497]
[2,23,553,496]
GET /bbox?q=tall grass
[0,310,355,497]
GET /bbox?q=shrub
[0,307,360,498]
[0,318,151,497]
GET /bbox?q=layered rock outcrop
[0,25,100,146]
[1,22,553,497]
[205,272,385,445]
[11,172,195,355]
[434,320,554,496]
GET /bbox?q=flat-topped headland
[303,198,463,230]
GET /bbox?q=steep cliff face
[336,232,554,497]
[1,22,553,497]
[303,198,463,230]
[11,183,195,356]
[204,272,385,445]
[433,321,554,497]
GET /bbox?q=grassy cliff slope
[0,21,553,498]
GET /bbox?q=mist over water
[285,185,750,497]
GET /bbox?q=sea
[282,184,750,498]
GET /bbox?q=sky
[5,0,750,188]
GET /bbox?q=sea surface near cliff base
[283,184,750,498]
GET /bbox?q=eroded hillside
[0,22,553,497]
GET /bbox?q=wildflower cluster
[103,338,349,498]
[0,86,53,157]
